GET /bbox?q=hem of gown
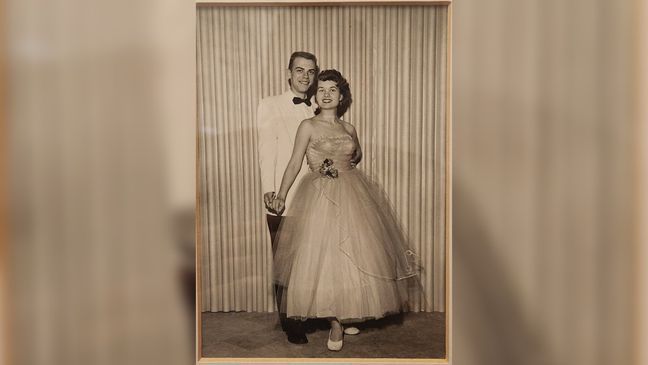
[285,309,407,324]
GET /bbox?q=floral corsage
[318,158,339,179]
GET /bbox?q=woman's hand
[271,196,285,215]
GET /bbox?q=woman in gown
[270,69,420,351]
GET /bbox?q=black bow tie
[292,97,312,107]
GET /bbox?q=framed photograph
[195,0,452,363]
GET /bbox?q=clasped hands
[263,191,285,215]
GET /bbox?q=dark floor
[201,311,445,359]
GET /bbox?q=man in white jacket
[256,51,318,344]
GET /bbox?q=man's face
[288,57,317,95]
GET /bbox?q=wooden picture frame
[195,1,452,363]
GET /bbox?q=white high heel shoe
[343,326,360,335]
[327,328,343,351]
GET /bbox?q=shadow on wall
[174,207,197,344]
[453,176,549,365]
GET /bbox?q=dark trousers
[267,214,305,336]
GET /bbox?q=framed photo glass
[195,1,452,363]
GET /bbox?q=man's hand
[264,192,276,212]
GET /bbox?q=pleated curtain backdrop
[197,5,448,313]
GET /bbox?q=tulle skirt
[273,168,421,323]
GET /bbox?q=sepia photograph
[196,1,452,362]
[4,1,647,365]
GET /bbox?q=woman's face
[315,80,342,111]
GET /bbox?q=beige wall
[3,0,646,365]
[452,0,641,364]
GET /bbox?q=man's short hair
[287,51,318,70]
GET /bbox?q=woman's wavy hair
[314,69,352,118]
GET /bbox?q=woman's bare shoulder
[299,118,317,128]
[295,118,318,137]
[340,120,357,135]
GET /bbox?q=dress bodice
[306,134,356,173]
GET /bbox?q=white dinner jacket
[256,90,315,215]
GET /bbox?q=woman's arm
[256,99,279,211]
[346,122,363,165]
[271,120,313,214]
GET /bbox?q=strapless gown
[273,134,420,323]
